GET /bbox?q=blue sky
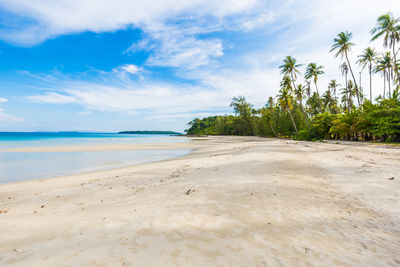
[0,0,398,132]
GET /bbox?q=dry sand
[0,136,399,266]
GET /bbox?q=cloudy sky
[0,0,398,132]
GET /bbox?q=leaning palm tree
[371,13,400,85]
[357,47,378,102]
[279,56,302,90]
[277,76,298,135]
[330,31,360,104]
[304,63,324,96]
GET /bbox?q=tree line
[186,13,400,142]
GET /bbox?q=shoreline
[1,136,399,266]
[0,148,194,187]
[0,137,203,184]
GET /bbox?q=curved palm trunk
[345,50,360,106]
[314,81,320,96]
[287,108,298,135]
[369,62,372,102]
[270,122,278,138]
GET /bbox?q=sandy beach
[1,136,399,266]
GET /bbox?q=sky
[0,0,399,132]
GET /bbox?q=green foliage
[185,13,400,143]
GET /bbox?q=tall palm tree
[322,88,334,112]
[339,62,349,89]
[357,47,378,102]
[304,80,312,98]
[375,52,392,99]
[279,56,302,90]
[341,80,355,112]
[304,63,324,96]
[371,13,400,85]
[277,76,298,135]
[328,79,340,105]
[330,31,360,105]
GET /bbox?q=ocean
[0,132,190,183]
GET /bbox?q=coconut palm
[330,31,360,104]
[357,47,378,102]
[279,56,302,90]
[328,79,340,105]
[339,62,349,89]
[371,13,400,84]
[322,88,334,112]
[304,63,324,96]
[341,80,355,112]
[374,52,393,99]
[304,80,312,98]
[277,76,298,135]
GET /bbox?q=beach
[0,136,399,266]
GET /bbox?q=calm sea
[0,132,190,183]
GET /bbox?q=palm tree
[339,62,349,89]
[371,13,400,85]
[341,80,355,112]
[375,52,393,98]
[322,88,334,112]
[328,80,340,107]
[279,56,302,90]
[304,80,312,98]
[330,31,360,105]
[357,47,378,102]
[304,63,324,96]
[277,76,298,135]
[375,52,389,99]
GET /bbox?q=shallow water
[0,133,190,183]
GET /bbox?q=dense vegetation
[186,13,400,142]
[119,131,182,135]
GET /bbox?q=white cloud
[0,0,261,69]
[26,59,280,120]
[121,64,139,74]
[114,64,140,74]
[3,0,400,130]
[0,97,8,103]
[145,36,223,69]
[29,92,77,104]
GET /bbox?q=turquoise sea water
[0,132,190,183]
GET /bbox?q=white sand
[0,136,399,266]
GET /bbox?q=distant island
[118,131,182,135]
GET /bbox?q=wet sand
[0,136,399,266]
